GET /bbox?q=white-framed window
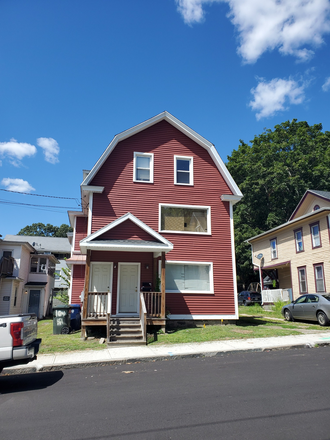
[314,264,325,293]
[133,152,154,183]
[310,222,321,248]
[294,229,304,252]
[174,156,193,185]
[162,261,214,294]
[270,238,277,259]
[159,203,211,235]
[298,266,307,294]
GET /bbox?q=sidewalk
[3,332,330,375]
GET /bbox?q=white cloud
[175,0,330,63]
[249,77,306,119]
[37,137,60,164]
[322,76,330,91]
[1,177,35,193]
[0,139,37,164]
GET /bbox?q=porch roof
[80,239,172,253]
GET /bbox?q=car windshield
[322,295,330,302]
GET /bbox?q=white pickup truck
[0,313,41,373]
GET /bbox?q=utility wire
[0,199,79,210]
[0,188,80,203]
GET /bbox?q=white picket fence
[262,288,291,304]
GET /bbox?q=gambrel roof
[81,111,242,198]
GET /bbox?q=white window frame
[311,223,321,248]
[30,256,48,274]
[159,260,214,294]
[298,267,307,294]
[174,155,193,186]
[133,152,154,183]
[270,238,277,259]
[159,203,211,235]
[295,229,304,252]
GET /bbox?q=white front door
[90,263,112,292]
[118,263,139,314]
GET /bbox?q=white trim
[80,185,104,193]
[161,260,214,294]
[167,314,238,320]
[80,111,242,197]
[221,194,242,205]
[133,152,154,184]
[89,262,113,293]
[116,262,140,315]
[229,201,239,318]
[80,212,173,254]
[88,192,93,236]
[159,203,211,235]
[174,155,194,186]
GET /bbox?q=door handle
[0,323,7,327]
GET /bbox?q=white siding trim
[229,201,239,318]
[88,192,93,236]
[167,314,238,320]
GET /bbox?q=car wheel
[243,300,248,306]
[284,309,293,321]
[317,311,330,326]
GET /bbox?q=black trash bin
[53,305,71,334]
[69,304,81,331]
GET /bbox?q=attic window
[313,205,320,211]
[133,152,154,183]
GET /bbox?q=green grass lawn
[37,303,330,353]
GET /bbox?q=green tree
[227,120,330,287]
[18,222,72,237]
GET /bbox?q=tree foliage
[226,119,330,287]
[18,222,73,237]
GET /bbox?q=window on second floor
[159,204,210,234]
[174,156,193,185]
[30,257,47,273]
[133,152,154,183]
[270,238,277,259]
[310,222,321,248]
[294,229,304,252]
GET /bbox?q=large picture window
[159,204,210,234]
[133,152,154,183]
[164,261,213,294]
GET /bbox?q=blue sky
[1,0,330,235]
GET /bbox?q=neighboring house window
[298,266,307,294]
[133,152,154,183]
[313,205,320,211]
[174,156,193,185]
[164,261,213,294]
[314,263,325,293]
[14,287,18,307]
[310,222,321,248]
[294,228,304,252]
[30,257,47,273]
[3,251,12,258]
[159,204,210,234]
[270,238,277,259]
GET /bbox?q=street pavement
[3,331,330,375]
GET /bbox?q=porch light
[145,264,149,270]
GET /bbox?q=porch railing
[140,293,147,343]
[143,291,163,318]
[85,291,111,319]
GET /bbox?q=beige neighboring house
[246,190,330,301]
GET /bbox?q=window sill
[160,230,211,235]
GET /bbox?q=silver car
[282,294,330,326]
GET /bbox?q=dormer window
[174,156,193,185]
[133,152,154,183]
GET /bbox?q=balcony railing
[0,257,14,277]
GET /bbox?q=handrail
[140,292,147,344]
[86,291,110,318]
[142,291,163,318]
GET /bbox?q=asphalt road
[1,347,330,440]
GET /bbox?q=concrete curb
[2,338,330,375]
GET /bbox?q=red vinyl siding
[85,120,235,315]
[100,219,158,241]
[75,217,88,251]
[71,265,86,304]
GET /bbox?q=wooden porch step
[108,317,146,346]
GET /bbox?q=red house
[67,112,242,344]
